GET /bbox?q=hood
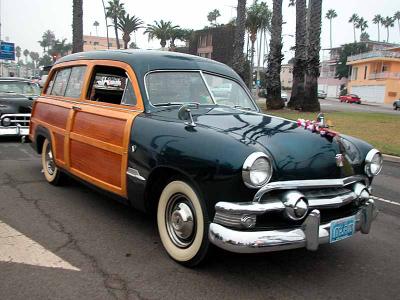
[0,93,32,115]
[152,105,362,180]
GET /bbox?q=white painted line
[370,196,400,207]
[0,220,80,271]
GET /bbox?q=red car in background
[340,94,362,104]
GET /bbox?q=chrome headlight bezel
[242,152,273,189]
[364,149,383,177]
[2,117,11,127]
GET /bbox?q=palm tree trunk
[249,38,255,89]
[114,17,121,49]
[287,0,306,110]
[72,0,83,53]
[303,0,322,112]
[329,19,332,48]
[232,0,247,76]
[256,30,263,95]
[101,0,110,49]
[377,23,380,42]
[266,0,284,110]
[386,27,389,42]
[353,24,356,42]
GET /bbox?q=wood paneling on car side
[30,59,144,197]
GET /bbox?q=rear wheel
[41,138,64,185]
[157,180,210,267]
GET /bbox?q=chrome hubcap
[45,143,56,175]
[166,194,195,248]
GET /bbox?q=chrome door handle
[72,106,81,111]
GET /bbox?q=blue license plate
[329,216,355,243]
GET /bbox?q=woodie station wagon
[29,50,381,266]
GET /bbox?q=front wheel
[41,138,65,185]
[157,180,210,267]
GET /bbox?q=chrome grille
[214,212,242,228]
[0,114,31,127]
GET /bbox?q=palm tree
[207,9,221,26]
[360,32,370,41]
[39,30,55,53]
[246,1,269,88]
[303,0,322,112]
[265,0,284,109]
[106,0,125,49]
[145,20,178,49]
[382,16,395,42]
[169,27,185,50]
[355,17,368,37]
[232,0,247,76]
[49,39,72,61]
[29,52,40,69]
[15,46,21,63]
[395,12,400,36]
[372,15,383,42]
[72,0,83,53]
[287,0,307,110]
[325,9,337,49]
[117,14,143,49]
[101,0,110,49]
[93,21,100,36]
[23,49,30,64]
[348,14,359,42]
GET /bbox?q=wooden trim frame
[31,59,145,197]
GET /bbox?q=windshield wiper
[153,102,201,107]
[234,105,253,111]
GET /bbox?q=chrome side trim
[209,200,378,254]
[253,175,368,202]
[126,167,146,181]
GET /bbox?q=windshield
[0,81,41,96]
[145,71,257,111]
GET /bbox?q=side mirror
[178,104,196,127]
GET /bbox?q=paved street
[1,139,399,300]
[320,98,398,115]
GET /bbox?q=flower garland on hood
[297,113,339,138]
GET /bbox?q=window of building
[64,66,87,98]
[382,64,389,72]
[93,41,99,46]
[50,68,72,96]
[87,65,136,106]
[351,67,358,80]
[108,42,113,47]
[364,65,368,80]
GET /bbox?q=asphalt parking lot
[1,139,400,300]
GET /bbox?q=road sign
[0,42,15,60]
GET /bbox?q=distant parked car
[340,94,361,104]
[318,90,327,99]
[0,77,40,137]
[393,99,400,110]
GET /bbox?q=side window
[65,66,87,98]
[87,66,135,106]
[45,72,56,94]
[50,68,71,96]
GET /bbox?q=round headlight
[242,152,273,188]
[2,117,11,127]
[365,149,383,176]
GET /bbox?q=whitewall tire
[157,180,209,266]
[41,138,64,185]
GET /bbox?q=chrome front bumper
[209,200,378,253]
[209,175,378,254]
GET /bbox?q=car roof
[56,49,242,82]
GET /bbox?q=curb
[383,154,400,163]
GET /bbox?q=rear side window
[65,66,87,98]
[50,68,71,96]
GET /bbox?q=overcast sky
[1,0,400,62]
